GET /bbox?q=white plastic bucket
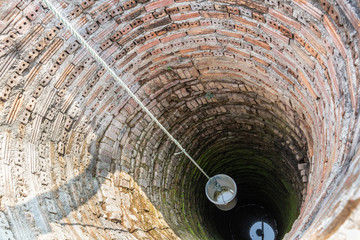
[205,174,237,211]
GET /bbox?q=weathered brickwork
[0,0,359,239]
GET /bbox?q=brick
[193,37,205,44]
[187,28,215,35]
[145,32,157,40]
[230,14,257,27]
[81,0,95,9]
[217,29,243,39]
[268,8,301,30]
[336,0,360,33]
[253,12,265,23]
[118,52,137,68]
[267,19,279,30]
[323,15,347,59]
[252,56,270,66]
[130,18,144,28]
[120,24,132,35]
[155,28,167,36]
[135,36,146,45]
[212,19,223,27]
[116,49,127,60]
[123,0,137,10]
[118,28,144,46]
[300,26,327,56]
[190,3,203,11]
[264,53,275,62]
[255,65,266,73]
[346,58,357,109]
[171,12,200,21]
[97,13,111,25]
[142,13,155,23]
[153,53,173,62]
[200,11,229,19]
[166,23,179,31]
[223,21,235,29]
[297,69,318,100]
[279,25,293,38]
[327,58,340,97]
[178,4,191,12]
[214,4,228,12]
[316,54,326,70]
[110,31,122,42]
[144,17,172,30]
[293,0,322,20]
[138,39,160,53]
[160,32,186,43]
[123,8,145,22]
[166,6,179,14]
[244,36,271,50]
[110,6,124,17]
[309,22,322,38]
[226,46,250,58]
[234,24,247,32]
[153,9,167,19]
[271,65,294,86]
[273,49,296,69]
[178,21,190,28]
[287,67,297,79]
[328,5,342,26]
[100,39,113,50]
[279,2,293,15]
[246,28,257,37]
[294,33,305,46]
[260,25,289,44]
[248,1,268,13]
[200,19,212,26]
[189,21,200,27]
[151,47,162,55]
[176,48,197,54]
[291,41,315,69]
[145,0,174,11]
[304,42,318,58]
[201,4,215,11]
[227,6,240,15]
[200,45,222,51]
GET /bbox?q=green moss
[181,191,186,215]
[197,222,208,238]
[188,227,196,237]
[174,141,301,240]
[191,144,300,238]
[280,178,300,235]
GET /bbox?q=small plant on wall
[205,92,214,100]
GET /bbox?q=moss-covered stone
[176,143,301,239]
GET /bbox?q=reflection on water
[250,221,275,240]
[213,203,278,239]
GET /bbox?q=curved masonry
[0,0,359,239]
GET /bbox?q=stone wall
[0,0,359,239]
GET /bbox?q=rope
[40,0,210,180]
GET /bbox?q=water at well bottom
[214,203,278,240]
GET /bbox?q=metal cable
[40,0,210,180]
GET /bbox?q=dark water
[214,203,278,240]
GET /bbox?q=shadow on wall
[1,138,178,240]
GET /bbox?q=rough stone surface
[0,0,359,239]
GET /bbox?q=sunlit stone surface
[0,0,359,239]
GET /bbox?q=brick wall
[0,0,359,239]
